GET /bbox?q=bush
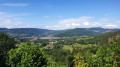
[0,32,15,66]
[6,43,47,67]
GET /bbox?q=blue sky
[0,0,120,30]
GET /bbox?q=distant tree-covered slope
[54,27,119,37]
[0,28,55,37]
[86,27,119,33]
[0,27,119,37]
[54,28,98,37]
[84,30,120,45]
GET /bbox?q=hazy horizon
[0,27,120,31]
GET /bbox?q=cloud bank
[0,12,31,28]
[0,12,120,30]
[45,16,120,30]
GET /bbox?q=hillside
[54,28,97,37]
[1,29,120,67]
[82,30,120,45]
[0,28,55,37]
[0,27,119,37]
[54,27,119,37]
[86,27,119,33]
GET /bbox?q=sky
[0,0,120,30]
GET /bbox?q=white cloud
[45,25,70,30]
[104,24,118,28]
[0,12,41,28]
[71,23,80,26]
[45,23,81,30]
[45,16,120,30]
[1,3,30,7]
[45,16,94,30]
[0,17,21,28]
[83,22,89,26]
[59,16,94,24]
[0,12,120,30]
[0,12,30,28]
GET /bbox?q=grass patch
[72,44,92,49]
[62,45,73,53]
[76,37,91,41]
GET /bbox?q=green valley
[0,28,120,67]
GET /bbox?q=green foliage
[73,53,88,67]
[6,44,47,67]
[54,38,76,45]
[43,47,71,67]
[90,30,120,45]
[68,55,74,67]
[53,44,63,49]
[62,45,73,53]
[1,29,120,67]
[0,32,15,55]
[110,37,120,67]
[73,30,120,46]
[92,47,114,67]
[34,39,49,47]
[0,32,15,66]
[86,36,120,67]
[72,35,120,67]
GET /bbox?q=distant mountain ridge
[0,28,55,37]
[0,27,119,37]
[53,28,97,37]
[86,27,119,33]
[53,27,119,37]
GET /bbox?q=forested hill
[0,28,55,37]
[85,30,120,45]
[86,27,119,33]
[0,27,119,37]
[53,27,119,37]
[54,28,97,37]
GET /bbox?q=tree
[0,32,15,66]
[91,47,115,67]
[109,37,120,67]
[73,53,88,67]
[6,43,47,67]
[103,48,114,67]
[94,47,105,66]
[91,36,120,67]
